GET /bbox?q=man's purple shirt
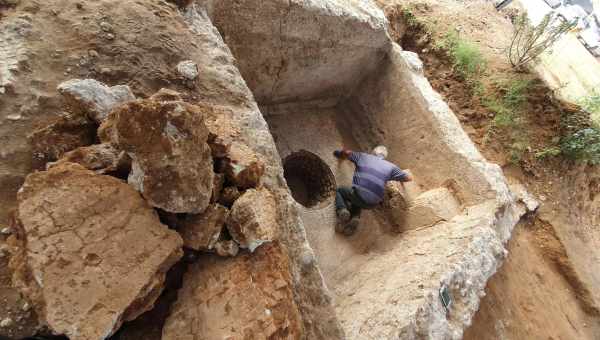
[347,151,408,205]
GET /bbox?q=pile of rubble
[6,79,290,339]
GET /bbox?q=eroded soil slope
[377,0,600,339]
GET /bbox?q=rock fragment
[162,243,302,340]
[0,317,13,328]
[47,143,127,174]
[214,240,239,257]
[218,186,241,207]
[149,88,183,102]
[226,188,278,252]
[179,204,229,251]
[225,142,265,190]
[29,113,96,169]
[58,78,135,124]
[176,60,199,80]
[99,98,214,214]
[13,162,183,340]
[211,173,224,203]
[204,112,239,158]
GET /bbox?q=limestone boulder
[201,0,390,104]
[57,79,135,124]
[47,143,127,175]
[29,113,96,170]
[225,142,265,190]
[99,98,214,214]
[226,188,278,252]
[12,162,183,340]
[162,242,302,340]
[387,186,462,231]
[179,204,229,251]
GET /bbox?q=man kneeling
[333,145,412,235]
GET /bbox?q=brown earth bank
[464,218,600,340]
[377,0,600,338]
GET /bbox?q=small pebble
[22,302,31,312]
[0,317,13,328]
[1,227,12,235]
[6,114,21,121]
[99,21,112,32]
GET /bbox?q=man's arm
[391,167,412,182]
[333,149,361,164]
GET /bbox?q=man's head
[372,145,388,159]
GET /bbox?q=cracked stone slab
[162,242,302,340]
[12,162,183,340]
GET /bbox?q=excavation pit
[206,3,528,338]
[283,150,336,209]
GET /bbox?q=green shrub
[579,91,600,125]
[508,13,577,69]
[483,97,514,127]
[501,78,531,109]
[560,127,600,164]
[439,31,487,82]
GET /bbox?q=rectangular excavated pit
[201,1,529,337]
[262,45,528,339]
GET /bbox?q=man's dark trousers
[335,186,373,217]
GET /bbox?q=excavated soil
[464,219,600,340]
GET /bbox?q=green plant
[508,12,577,69]
[508,140,529,164]
[441,30,487,81]
[535,146,561,159]
[560,127,600,164]
[501,78,531,109]
[401,6,419,28]
[578,90,600,125]
[482,77,531,130]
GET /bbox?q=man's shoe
[343,217,360,236]
[336,208,351,222]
